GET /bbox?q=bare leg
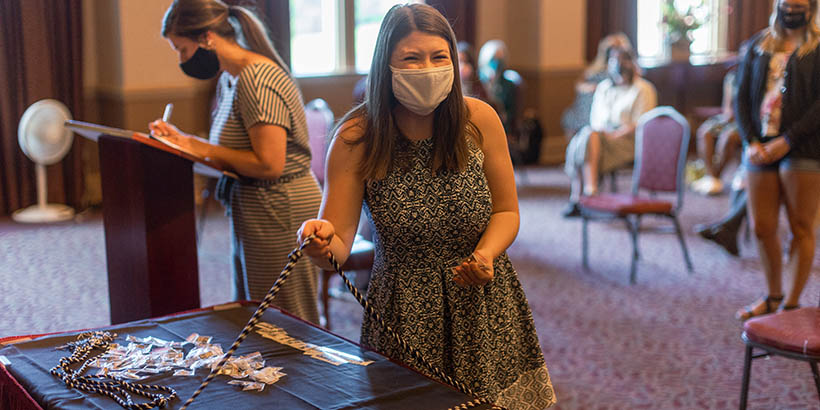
[739,170,783,318]
[566,132,586,203]
[697,125,718,177]
[583,132,601,195]
[569,169,583,202]
[715,128,742,177]
[779,169,820,308]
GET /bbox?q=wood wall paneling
[518,67,582,164]
[586,0,638,63]
[727,0,773,51]
[642,57,737,116]
[297,74,366,120]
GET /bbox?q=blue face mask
[480,57,503,83]
[488,57,501,72]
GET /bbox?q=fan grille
[18,99,73,165]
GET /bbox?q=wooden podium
[67,121,234,324]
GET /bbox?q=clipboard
[66,120,238,180]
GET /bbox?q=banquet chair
[353,76,368,105]
[602,160,633,193]
[739,297,820,409]
[306,98,335,186]
[306,98,375,330]
[579,106,694,284]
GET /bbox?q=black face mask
[778,9,809,29]
[180,47,220,80]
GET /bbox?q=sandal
[780,304,801,312]
[735,295,784,321]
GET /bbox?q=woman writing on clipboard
[148,0,322,324]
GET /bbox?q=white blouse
[589,76,658,132]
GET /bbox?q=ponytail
[228,6,291,75]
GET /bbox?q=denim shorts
[745,156,820,173]
[743,136,820,173]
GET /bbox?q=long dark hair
[161,0,290,75]
[336,3,480,181]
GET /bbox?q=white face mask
[390,65,454,116]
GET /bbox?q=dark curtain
[257,0,292,69]
[426,0,476,47]
[727,0,772,51]
[0,0,84,215]
[586,0,638,62]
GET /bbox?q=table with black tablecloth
[0,303,489,409]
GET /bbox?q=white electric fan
[12,99,75,223]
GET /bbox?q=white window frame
[290,0,421,77]
[636,0,729,61]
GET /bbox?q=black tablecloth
[0,303,488,409]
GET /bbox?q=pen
[162,103,174,122]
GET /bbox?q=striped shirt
[211,62,312,177]
[210,61,322,324]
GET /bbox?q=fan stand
[12,163,75,223]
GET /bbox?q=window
[637,0,728,59]
[290,0,341,75]
[289,0,422,76]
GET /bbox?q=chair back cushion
[353,76,368,105]
[305,99,334,186]
[636,109,687,193]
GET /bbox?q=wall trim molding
[86,84,212,102]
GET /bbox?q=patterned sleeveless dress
[361,136,556,409]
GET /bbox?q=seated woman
[691,67,742,195]
[561,32,634,138]
[477,39,519,136]
[562,47,657,217]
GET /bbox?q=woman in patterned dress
[298,4,555,408]
[149,0,322,324]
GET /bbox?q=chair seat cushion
[693,106,722,120]
[744,307,820,356]
[579,193,673,215]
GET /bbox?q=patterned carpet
[1,165,818,409]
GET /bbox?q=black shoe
[561,202,581,218]
[694,223,716,239]
[709,226,739,257]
